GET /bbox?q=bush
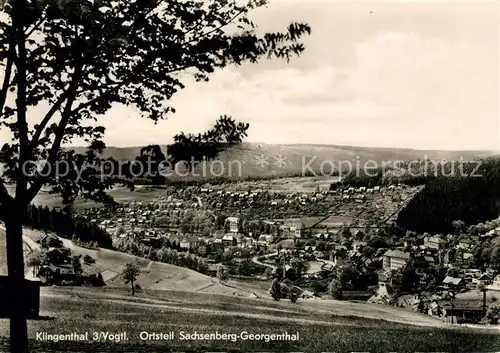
[328,279,343,300]
[83,255,96,264]
[44,235,63,248]
[216,264,229,283]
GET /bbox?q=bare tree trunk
[482,289,487,315]
[131,279,135,296]
[5,209,29,353]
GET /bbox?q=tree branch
[25,26,85,204]
[0,27,15,118]
[30,90,73,148]
[69,63,192,115]
[71,2,246,116]
[25,14,46,38]
[13,0,30,202]
[0,178,13,204]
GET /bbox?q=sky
[9,0,500,150]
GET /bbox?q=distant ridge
[67,143,498,179]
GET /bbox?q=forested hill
[67,143,497,179]
[396,158,500,234]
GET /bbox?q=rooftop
[384,250,410,259]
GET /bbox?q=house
[442,276,465,291]
[38,264,76,284]
[428,301,443,317]
[222,234,237,247]
[179,239,191,250]
[423,256,435,265]
[289,226,302,238]
[37,234,51,247]
[457,241,471,250]
[424,236,447,250]
[441,300,485,324]
[472,273,492,286]
[45,247,71,265]
[383,250,410,271]
[258,234,273,245]
[226,217,240,233]
[197,244,208,256]
[301,290,315,299]
[321,262,334,272]
[353,241,367,252]
[241,236,254,248]
[207,264,219,277]
[487,274,500,291]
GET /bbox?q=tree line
[0,204,113,249]
[329,157,500,234]
[114,237,209,274]
[398,158,500,234]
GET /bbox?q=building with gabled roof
[383,250,410,271]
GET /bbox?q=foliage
[400,261,419,294]
[0,0,311,205]
[83,254,95,264]
[71,254,83,274]
[481,305,500,325]
[0,204,113,248]
[235,260,251,276]
[122,261,141,295]
[167,115,249,169]
[0,0,310,350]
[25,249,45,276]
[339,264,357,289]
[471,240,500,269]
[216,264,229,283]
[43,234,63,248]
[328,278,343,300]
[397,159,500,234]
[269,278,281,301]
[114,237,210,274]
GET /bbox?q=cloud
[0,5,497,152]
[111,29,494,150]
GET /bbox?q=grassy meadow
[0,286,498,352]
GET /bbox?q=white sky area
[6,0,500,150]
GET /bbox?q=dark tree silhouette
[168,115,249,170]
[0,0,311,350]
[130,115,250,183]
[122,262,141,296]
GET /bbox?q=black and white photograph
[0,0,499,352]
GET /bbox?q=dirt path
[251,252,278,270]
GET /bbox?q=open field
[0,286,498,352]
[218,176,340,193]
[4,185,165,210]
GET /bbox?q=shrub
[328,279,343,300]
[83,255,96,264]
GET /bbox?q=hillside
[3,227,499,352]
[68,143,497,179]
[20,228,265,297]
[397,158,500,233]
[0,286,497,352]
